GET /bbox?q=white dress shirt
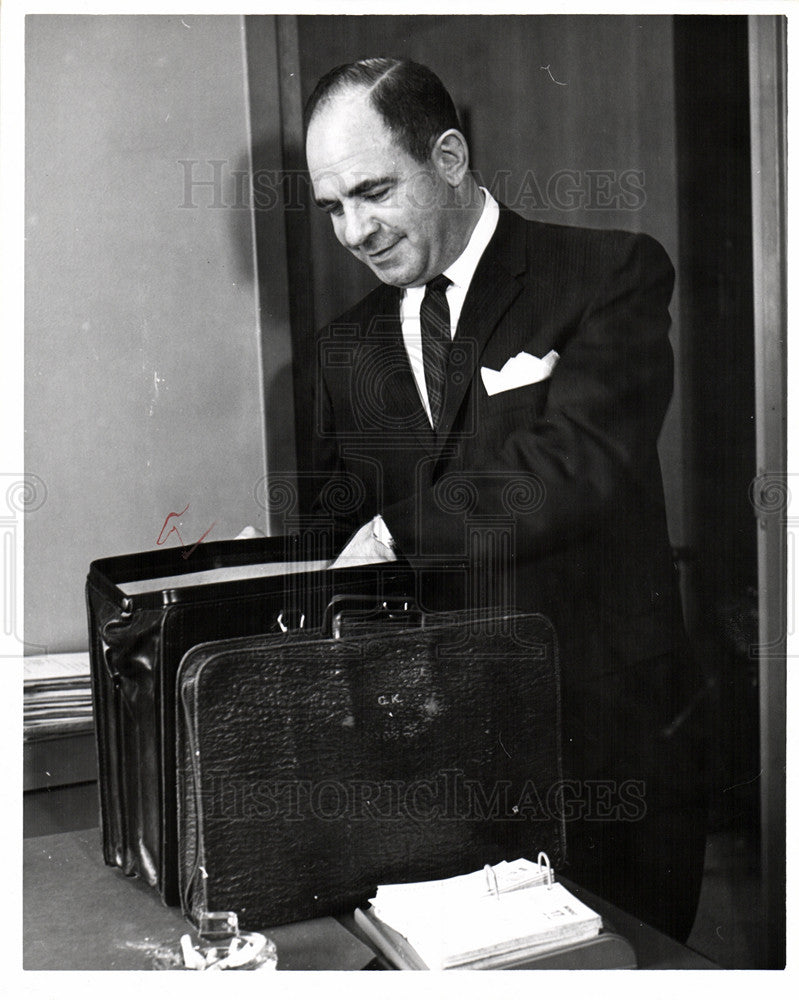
[400,187,500,424]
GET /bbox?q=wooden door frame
[748,12,787,969]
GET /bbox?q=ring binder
[484,864,501,901]
[537,852,554,888]
[363,858,622,970]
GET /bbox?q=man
[304,57,707,941]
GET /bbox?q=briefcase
[86,535,418,906]
[176,600,565,929]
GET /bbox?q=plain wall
[25,15,269,651]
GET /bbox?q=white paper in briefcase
[480,350,560,396]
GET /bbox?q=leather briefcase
[176,601,565,929]
[86,536,418,906]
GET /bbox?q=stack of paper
[368,859,602,969]
[24,652,93,739]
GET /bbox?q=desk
[23,829,719,970]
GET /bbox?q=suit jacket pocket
[481,377,550,414]
[474,379,550,449]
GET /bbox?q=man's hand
[331,517,397,567]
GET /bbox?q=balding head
[304,57,462,165]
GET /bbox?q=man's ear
[430,129,470,187]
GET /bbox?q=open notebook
[356,857,605,970]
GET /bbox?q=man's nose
[340,202,380,250]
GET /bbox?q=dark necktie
[420,274,452,430]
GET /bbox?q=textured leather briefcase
[176,602,565,930]
[86,536,417,906]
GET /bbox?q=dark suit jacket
[311,206,686,684]
[309,207,709,937]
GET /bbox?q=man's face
[306,90,458,288]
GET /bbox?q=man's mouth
[367,239,401,261]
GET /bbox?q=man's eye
[366,188,391,201]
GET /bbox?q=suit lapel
[435,208,528,449]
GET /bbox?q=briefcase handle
[322,594,424,639]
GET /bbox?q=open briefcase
[86,534,419,906]
[176,598,565,930]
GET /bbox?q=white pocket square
[480,350,559,396]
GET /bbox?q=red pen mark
[157,503,190,546]
[181,521,217,560]
[156,502,215,558]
